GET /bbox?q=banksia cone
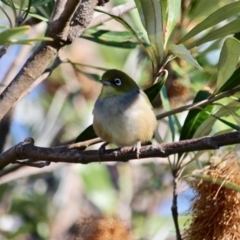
[183,151,240,240]
[71,215,132,240]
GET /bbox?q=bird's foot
[120,146,132,154]
[120,142,141,158]
[98,142,109,163]
[133,141,141,158]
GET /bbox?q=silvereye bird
[93,69,157,157]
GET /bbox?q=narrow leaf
[170,44,203,71]
[81,29,146,49]
[134,0,164,64]
[95,9,154,63]
[216,37,240,92]
[180,90,213,141]
[217,67,240,93]
[179,1,240,44]
[194,19,240,48]
[0,26,30,45]
[161,86,175,140]
[144,78,165,103]
[192,174,240,193]
[165,0,181,46]
[7,37,52,45]
[28,13,49,22]
[193,101,240,138]
[211,114,240,131]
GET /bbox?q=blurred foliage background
[0,0,240,239]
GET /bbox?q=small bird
[93,69,157,157]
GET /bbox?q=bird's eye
[114,78,122,86]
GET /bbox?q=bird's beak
[101,80,112,86]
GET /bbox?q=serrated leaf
[180,90,213,141]
[194,19,240,48]
[75,125,97,143]
[179,1,240,44]
[216,37,240,93]
[165,0,181,47]
[134,0,164,65]
[170,44,203,70]
[217,67,240,93]
[81,29,146,49]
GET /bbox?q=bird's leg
[120,141,142,158]
[98,142,109,163]
[133,141,141,159]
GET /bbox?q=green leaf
[192,174,240,193]
[81,29,146,49]
[134,0,164,65]
[170,44,203,71]
[179,1,240,44]
[217,67,240,93]
[95,9,154,63]
[161,85,175,140]
[28,13,49,22]
[211,114,240,131]
[164,0,181,47]
[33,0,54,19]
[216,38,240,93]
[0,26,30,45]
[194,19,240,48]
[31,0,53,7]
[143,78,165,103]
[75,125,97,143]
[7,37,52,45]
[180,90,213,141]
[193,102,240,138]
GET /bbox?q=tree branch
[1,131,240,171]
[156,85,240,120]
[0,0,97,121]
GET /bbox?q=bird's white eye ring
[114,78,121,86]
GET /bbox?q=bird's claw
[98,142,109,163]
[133,141,141,158]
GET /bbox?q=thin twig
[171,168,182,240]
[156,85,240,120]
[87,2,136,29]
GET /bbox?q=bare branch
[171,168,182,240]
[17,56,62,102]
[68,0,96,42]
[157,85,240,120]
[0,0,97,121]
[1,131,240,171]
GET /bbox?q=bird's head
[99,69,139,98]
